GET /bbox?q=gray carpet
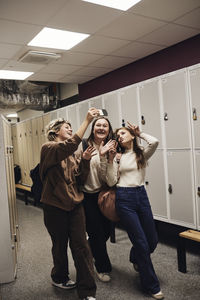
[0,200,200,300]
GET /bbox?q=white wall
[18,109,43,121]
[60,83,78,100]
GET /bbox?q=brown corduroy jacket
[39,134,90,211]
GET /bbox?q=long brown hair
[87,117,114,144]
[115,127,146,169]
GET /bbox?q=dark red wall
[79,34,200,101]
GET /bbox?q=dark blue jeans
[116,186,160,294]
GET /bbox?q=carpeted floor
[0,199,200,300]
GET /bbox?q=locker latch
[164,113,168,121]
[193,108,197,121]
[141,115,145,125]
[198,187,200,197]
[122,119,125,127]
[168,184,173,194]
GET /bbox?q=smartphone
[98,109,108,116]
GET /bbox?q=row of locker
[12,63,200,230]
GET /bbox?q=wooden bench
[15,183,32,205]
[177,229,200,273]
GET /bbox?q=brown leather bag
[98,187,120,222]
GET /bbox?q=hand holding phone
[98,109,108,116]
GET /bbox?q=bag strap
[82,138,88,151]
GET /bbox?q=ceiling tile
[59,74,95,84]
[97,13,166,41]
[58,51,103,66]
[0,0,67,25]
[71,66,112,77]
[128,0,200,22]
[47,0,122,34]
[39,63,82,75]
[0,58,8,68]
[3,60,45,72]
[110,42,164,59]
[0,20,42,45]
[0,43,21,59]
[174,8,200,29]
[28,72,65,82]
[90,56,134,69]
[138,23,200,46]
[72,35,130,55]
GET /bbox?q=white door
[188,67,200,149]
[145,150,167,219]
[120,85,138,127]
[167,150,195,227]
[194,150,200,230]
[161,70,191,149]
[104,92,121,131]
[139,79,163,148]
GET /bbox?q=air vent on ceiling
[19,51,61,64]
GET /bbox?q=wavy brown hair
[46,118,71,141]
[87,117,114,144]
[115,127,146,169]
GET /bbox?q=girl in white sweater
[115,122,164,300]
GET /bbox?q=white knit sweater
[116,133,159,188]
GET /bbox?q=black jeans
[83,192,112,273]
[43,203,96,299]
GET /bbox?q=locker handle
[122,119,125,127]
[197,187,200,197]
[141,115,145,125]
[168,184,173,194]
[193,108,197,121]
[145,181,149,185]
[164,113,168,121]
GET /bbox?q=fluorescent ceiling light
[28,27,90,50]
[6,113,18,118]
[82,0,141,11]
[0,70,33,80]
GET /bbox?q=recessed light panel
[82,0,141,11]
[0,70,33,80]
[28,27,90,50]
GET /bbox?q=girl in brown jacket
[39,108,99,300]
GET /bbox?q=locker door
[58,107,68,120]
[42,113,51,144]
[120,85,138,127]
[189,67,200,149]
[161,70,191,149]
[11,125,19,165]
[67,105,79,134]
[145,150,167,219]
[31,118,40,166]
[104,92,121,130]
[25,120,34,185]
[78,101,90,137]
[167,150,195,227]
[89,96,103,111]
[194,151,200,230]
[139,80,163,148]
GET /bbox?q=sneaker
[96,272,111,282]
[151,291,164,299]
[81,297,96,300]
[133,263,139,272]
[52,278,76,289]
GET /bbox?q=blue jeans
[116,186,160,294]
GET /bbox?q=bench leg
[177,236,186,273]
[110,222,116,243]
